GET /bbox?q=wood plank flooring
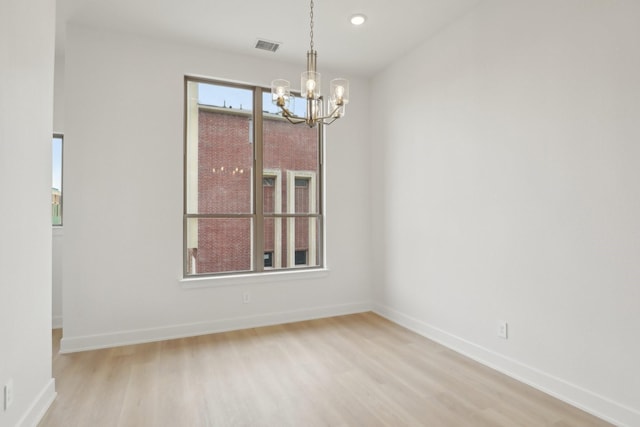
[40,312,612,426]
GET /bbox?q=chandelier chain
[309,0,314,51]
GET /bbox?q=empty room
[1,0,639,426]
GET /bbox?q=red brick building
[188,104,319,275]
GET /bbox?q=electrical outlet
[498,321,508,339]
[242,291,250,304]
[4,379,14,411]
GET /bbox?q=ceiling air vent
[255,39,281,53]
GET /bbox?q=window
[264,252,273,268]
[52,134,63,226]
[295,178,309,188]
[295,250,308,266]
[263,177,275,187]
[184,77,323,276]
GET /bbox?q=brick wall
[195,107,319,274]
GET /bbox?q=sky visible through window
[198,83,307,117]
[52,135,63,226]
[52,136,62,191]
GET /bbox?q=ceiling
[55,0,481,77]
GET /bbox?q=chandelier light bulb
[306,79,316,91]
[271,79,291,108]
[330,78,349,106]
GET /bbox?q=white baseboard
[52,315,62,329]
[373,303,639,427]
[60,301,372,354]
[17,378,56,427]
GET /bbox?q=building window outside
[263,177,275,187]
[184,77,323,277]
[264,252,274,268]
[52,134,63,226]
[295,250,308,266]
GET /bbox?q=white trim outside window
[287,170,317,268]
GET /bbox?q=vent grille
[255,39,281,53]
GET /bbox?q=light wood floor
[40,313,612,427]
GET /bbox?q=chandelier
[271,0,349,128]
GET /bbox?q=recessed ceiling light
[350,14,366,26]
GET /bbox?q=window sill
[179,268,329,289]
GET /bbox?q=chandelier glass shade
[271,0,349,127]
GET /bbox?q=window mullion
[253,87,265,272]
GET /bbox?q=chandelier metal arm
[279,107,307,125]
[276,102,343,127]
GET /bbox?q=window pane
[262,172,281,214]
[294,178,311,213]
[186,81,254,215]
[294,216,321,267]
[262,92,319,215]
[263,251,273,268]
[295,250,307,265]
[52,135,63,226]
[184,80,324,277]
[263,217,282,269]
[185,217,253,275]
[264,216,320,269]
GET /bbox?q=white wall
[52,228,63,329]
[0,0,57,425]
[61,26,372,351]
[53,54,65,133]
[371,0,640,425]
[52,54,65,329]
